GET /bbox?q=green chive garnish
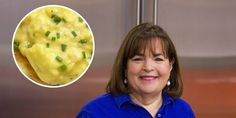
[51,37,56,41]
[56,56,63,62]
[14,42,20,50]
[61,44,67,52]
[27,43,33,48]
[71,31,77,37]
[56,32,60,39]
[51,14,55,18]
[82,51,86,59]
[62,18,67,23]
[78,17,83,22]
[51,14,61,24]
[45,31,50,37]
[79,39,87,44]
[46,43,50,48]
[59,64,67,71]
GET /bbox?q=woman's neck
[130,92,163,117]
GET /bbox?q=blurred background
[1,0,236,118]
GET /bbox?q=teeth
[140,76,156,80]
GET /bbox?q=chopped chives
[82,51,86,59]
[56,32,60,39]
[61,44,67,52]
[79,39,87,44]
[56,56,63,62]
[59,64,67,71]
[51,14,56,18]
[51,14,61,24]
[46,43,50,48]
[14,42,20,50]
[27,43,33,48]
[71,31,77,37]
[62,18,67,23]
[78,17,83,23]
[45,31,50,37]
[51,37,56,41]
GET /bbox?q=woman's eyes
[131,57,164,61]
[154,57,164,61]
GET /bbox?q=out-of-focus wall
[159,0,236,58]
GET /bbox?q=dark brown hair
[106,23,183,99]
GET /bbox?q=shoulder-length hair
[106,23,183,99]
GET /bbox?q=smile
[139,75,158,81]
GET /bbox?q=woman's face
[127,39,173,96]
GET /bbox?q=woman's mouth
[139,75,158,81]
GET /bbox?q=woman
[77,23,195,118]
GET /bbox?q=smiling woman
[77,23,195,118]
[12,5,94,88]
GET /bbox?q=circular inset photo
[12,5,94,88]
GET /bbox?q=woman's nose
[143,59,154,72]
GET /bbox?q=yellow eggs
[12,5,94,87]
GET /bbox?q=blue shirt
[77,93,195,118]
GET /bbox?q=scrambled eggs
[13,5,94,87]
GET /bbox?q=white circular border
[12,5,95,88]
